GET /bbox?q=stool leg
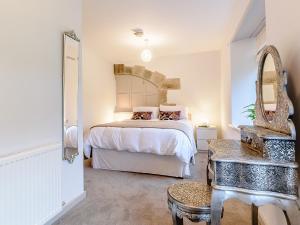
[283,210,291,225]
[251,204,258,225]
[280,199,300,225]
[171,203,183,225]
[211,189,225,225]
[206,164,211,186]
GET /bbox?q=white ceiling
[83,0,243,62]
[233,0,265,42]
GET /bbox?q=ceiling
[83,0,245,62]
[233,0,265,42]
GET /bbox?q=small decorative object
[198,124,209,128]
[242,103,256,120]
[197,118,210,127]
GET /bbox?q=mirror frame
[62,30,80,163]
[254,45,295,138]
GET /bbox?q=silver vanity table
[208,46,299,225]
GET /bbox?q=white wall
[265,0,300,173]
[82,0,116,132]
[256,26,266,51]
[123,51,221,130]
[0,0,81,156]
[220,0,250,139]
[231,38,257,127]
[220,44,239,139]
[82,21,116,131]
[0,0,84,219]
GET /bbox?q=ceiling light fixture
[132,29,153,62]
[132,28,144,37]
[141,39,152,62]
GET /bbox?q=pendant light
[141,39,152,62]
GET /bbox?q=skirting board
[45,191,86,225]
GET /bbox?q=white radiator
[0,143,62,225]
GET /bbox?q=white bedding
[64,125,78,148]
[84,120,196,164]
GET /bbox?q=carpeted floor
[54,153,251,225]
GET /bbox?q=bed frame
[91,148,190,178]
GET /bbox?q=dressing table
[208,46,299,225]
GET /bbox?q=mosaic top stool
[167,182,213,225]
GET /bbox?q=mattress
[84,120,196,165]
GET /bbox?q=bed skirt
[91,148,191,178]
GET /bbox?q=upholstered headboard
[114,64,181,112]
[115,75,160,111]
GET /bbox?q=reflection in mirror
[63,31,80,163]
[262,53,277,122]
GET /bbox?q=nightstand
[196,126,217,151]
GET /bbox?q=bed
[84,117,197,178]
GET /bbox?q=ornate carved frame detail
[254,45,296,138]
[64,30,80,42]
[114,64,181,106]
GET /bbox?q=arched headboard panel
[114,64,180,112]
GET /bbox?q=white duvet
[64,125,78,148]
[84,120,196,164]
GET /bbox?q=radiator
[0,143,62,225]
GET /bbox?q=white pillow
[159,105,188,120]
[133,106,159,119]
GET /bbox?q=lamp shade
[141,48,152,62]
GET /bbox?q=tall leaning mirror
[63,31,80,163]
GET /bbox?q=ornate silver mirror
[63,31,80,163]
[255,45,295,138]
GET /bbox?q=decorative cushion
[132,111,152,120]
[159,111,181,120]
[133,106,159,119]
[160,105,188,120]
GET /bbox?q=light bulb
[141,49,152,62]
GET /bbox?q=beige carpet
[54,153,251,225]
